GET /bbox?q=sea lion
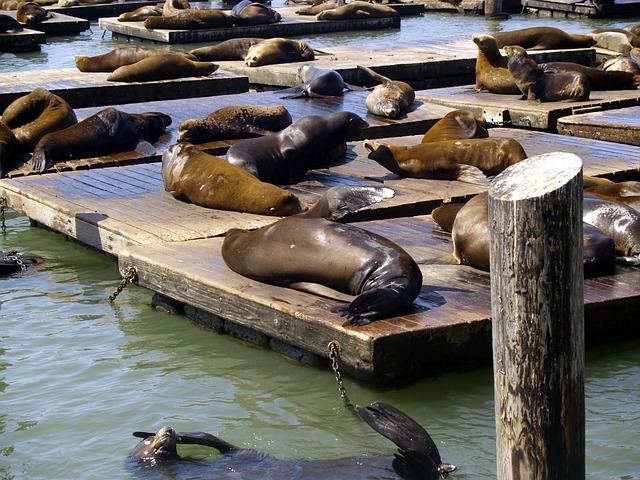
[589,31,633,55]
[222,186,423,325]
[0,13,23,32]
[0,121,23,177]
[357,65,415,119]
[600,50,640,74]
[144,9,232,30]
[1,87,77,152]
[117,5,162,21]
[162,0,189,16]
[107,54,218,82]
[316,1,399,20]
[363,137,527,185]
[244,38,314,67]
[16,2,52,24]
[177,104,292,143]
[504,45,590,103]
[421,109,489,143]
[161,143,304,216]
[490,26,596,50]
[231,0,281,26]
[225,111,368,185]
[189,37,264,61]
[472,34,521,94]
[592,28,640,48]
[279,64,367,98]
[75,47,197,73]
[295,0,338,15]
[539,61,640,90]
[626,23,640,38]
[128,402,454,478]
[585,181,640,211]
[30,108,171,172]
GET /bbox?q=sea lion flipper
[343,82,368,92]
[175,431,238,453]
[340,287,406,326]
[306,185,395,220]
[392,450,440,480]
[288,282,354,302]
[134,140,156,156]
[456,165,490,185]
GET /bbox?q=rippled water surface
[1,4,640,479]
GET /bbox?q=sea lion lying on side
[490,26,596,50]
[421,109,489,143]
[357,65,414,119]
[279,64,367,98]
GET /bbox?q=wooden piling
[484,0,503,16]
[488,152,585,479]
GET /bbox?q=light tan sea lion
[490,26,596,50]
[16,2,52,24]
[75,47,197,73]
[357,65,414,119]
[107,54,218,82]
[600,50,640,74]
[117,5,162,22]
[189,37,263,61]
[161,142,304,216]
[316,1,399,20]
[244,38,314,67]
[421,109,489,143]
[231,0,281,26]
[295,0,338,16]
[589,31,633,54]
[472,34,520,94]
[144,9,232,30]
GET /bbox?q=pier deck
[557,105,640,147]
[0,28,46,51]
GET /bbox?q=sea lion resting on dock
[222,187,423,325]
[75,47,197,73]
[0,122,23,177]
[490,26,596,50]
[316,1,399,20]
[161,143,304,216]
[585,181,640,211]
[128,402,455,478]
[16,2,52,24]
[230,0,281,26]
[421,109,489,143]
[1,87,77,152]
[472,34,521,95]
[243,38,315,67]
[107,54,218,82]
[177,104,293,143]
[162,0,189,16]
[504,45,590,103]
[539,61,640,90]
[0,13,23,32]
[189,37,264,61]
[589,31,633,55]
[144,9,232,30]
[600,49,640,74]
[30,108,171,172]
[279,64,367,98]
[363,137,527,185]
[357,65,415,119]
[226,111,368,185]
[117,5,162,22]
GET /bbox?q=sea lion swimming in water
[127,402,455,478]
[279,64,367,98]
[222,186,423,326]
[357,65,415,119]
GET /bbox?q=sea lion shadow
[412,284,474,312]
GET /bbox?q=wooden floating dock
[2,10,90,35]
[46,0,164,20]
[99,6,401,44]
[557,105,640,147]
[0,27,45,51]
[0,69,249,112]
[522,0,640,17]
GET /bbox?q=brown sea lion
[472,34,520,94]
[162,0,189,16]
[357,65,414,119]
[626,23,640,38]
[279,64,367,98]
[222,186,423,326]
[0,121,23,177]
[295,0,338,15]
[421,109,489,143]
[226,111,368,184]
[189,37,264,61]
[585,181,640,211]
[600,50,640,74]
[244,38,314,67]
[75,47,197,73]
[539,61,640,90]
[504,45,590,103]
[16,2,52,24]
[589,31,633,54]
[31,108,171,172]
[107,54,218,82]
[592,28,640,48]
[364,137,527,184]
[0,13,23,32]
[316,1,399,20]
[117,5,162,22]
[230,0,281,26]
[1,87,77,152]
[490,27,596,50]
[161,143,304,216]
[177,104,292,143]
[144,9,232,30]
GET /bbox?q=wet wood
[0,28,45,51]
[557,105,640,147]
[523,0,640,17]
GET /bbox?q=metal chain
[0,197,6,234]
[108,266,137,303]
[5,250,26,271]
[328,341,353,408]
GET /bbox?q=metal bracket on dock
[482,108,511,126]
[570,105,603,116]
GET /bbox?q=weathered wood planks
[0,28,45,51]
[557,105,640,147]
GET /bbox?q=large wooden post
[488,152,585,479]
[485,0,503,16]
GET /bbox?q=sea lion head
[129,426,180,464]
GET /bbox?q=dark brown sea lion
[279,64,367,98]
[161,143,304,216]
[490,26,596,50]
[31,108,171,172]
[16,2,52,24]
[1,87,77,152]
[75,47,197,73]
[117,5,162,22]
[128,402,454,478]
[600,49,640,74]
[504,45,590,103]
[472,34,520,94]
[177,104,292,143]
[144,9,232,30]
[539,61,640,90]
[231,0,281,26]
[162,0,189,16]
[295,0,338,15]
[244,38,314,67]
[189,37,263,61]
[357,65,414,119]
[107,54,218,82]
[226,111,368,185]
[421,109,489,143]
[626,23,640,38]
[0,121,22,177]
[0,13,23,32]
[363,137,527,185]
[316,1,399,20]
[222,186,423,325]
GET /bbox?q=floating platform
[3,10,90,35]
[0,69,249,112]
[46,0,163,20]
[0,27,45,51]
[99,6,401,44]
[557,105,640,147]
[419,85,640,131]
[522,0,640,17]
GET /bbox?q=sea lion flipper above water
[132,429,238,453]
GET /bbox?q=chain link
[328,341,353,408]
[1,197,6,235]
[5,250,26,271]
[108,266,137,302]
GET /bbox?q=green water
[1,6,640,479]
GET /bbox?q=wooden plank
[0,69,249,111]
[1,10,90,35]
[557,106,640,147]
[418,86,640,131]
[523,0,640,16]
[0,28,45,52]
[46,0,162,20]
